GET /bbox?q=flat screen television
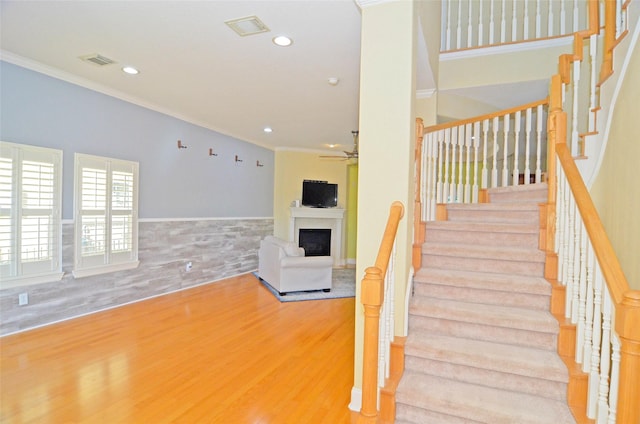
[301,180,338,208]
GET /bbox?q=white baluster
[445,0,452,51]
[573,0,579,33]
[450,127,458,202]
[571,59,581,156]
[571,199,581,324]
[491,116,499,188]
[588,262,603,419]
[597,289,613,424]
[524,108,532,185]
[565,191,575,319]
[421,133,429,221]
[464,123,472,203]
[478,0,484,46]
[589,34,597,133]
[511,0,518,42]
[548,0,555,37]
[481,119,489,189]
[437,131,445,204]
[472,121,480,202]
[535,105,543,183]
[501,114,510,187]
[512,110,521,186]
[457,0,463,49]
[560,0,567,34]
[582,242,595,373]
[443,129,451,202]
[490,0,496,44]
[467,0,473,48]
[500,0,507,43]
[429,133,439,219]
[535,0,542,38]
[608,334,621,424]
[523,0,530,40]
[576,221,587,364]
[457,125,465,202]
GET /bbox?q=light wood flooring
[0,273,358,423]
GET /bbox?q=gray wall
[0,62,275,335]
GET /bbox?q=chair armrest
[281,256,333,268]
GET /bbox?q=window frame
[0,141,63,289]
[73,153,139,278]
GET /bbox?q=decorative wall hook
[209,148,218,157]
[235,155,243,163]
[256,160,264,167]
[177,140,187,149]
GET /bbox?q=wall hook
[235,155,243,163]
[177,140,187,149]
[209,148,218,157]
[256,160,264,167]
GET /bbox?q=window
[0,141,63,288]
[73,153,139,278]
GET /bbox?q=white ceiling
[0,0,368,153]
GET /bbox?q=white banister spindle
[467,0,473,48]
[450,128,458,202]
[535,0,542,38]
[489,0,496,44]
[425,133,438,221]
[571,59,581,156]
[445,0,452,51]
[457,125,465,202]
[597,288,613,424]
[501,114,510,187]
[582,243,595,373]
[560,0,567,35]
[571,200,581,324]
[511,0,518,41]
[421,133,429,221]
[472,121,480,202]
[524,108,532,184]
[491,117,499,187]
[573,0,579,32]
[457,0,463,49]
[443,129,451,202]
[589,34,598,133]
[377,243,396,387]
[481,119,489,189]
[500,0,507,43]
[535,105,543,183]
[588,262,603,419]
[512,110,521,186]
[548,0,555,37]
[436,133,445,204]
[576,221,587,364]
[565,191,576,319]
[478,0,484,46]
[608,335,621,424]
[464,124,472,203]
[523,0,530,40]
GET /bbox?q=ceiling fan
[320,131,359,160]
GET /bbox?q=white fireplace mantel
[289,207,345,267]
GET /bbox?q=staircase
[395,183,576,424]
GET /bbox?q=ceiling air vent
[225,16,270,36]
[79,53,117,66]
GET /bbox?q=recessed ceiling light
[272,35,293,47]
[263,127,273,133]
[328,144,336,148]
[122,66,139,75]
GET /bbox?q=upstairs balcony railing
[442,0,590,52]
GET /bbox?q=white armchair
[257,236,333,295]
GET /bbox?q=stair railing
[543,1,639,421]
[358,201,404,424]
[442,0,590,52]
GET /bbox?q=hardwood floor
[0,273,359,423]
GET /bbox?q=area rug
[254,268,356,302]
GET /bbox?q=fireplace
[299,229,331,256]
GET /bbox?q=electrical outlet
[186,261,193,272]
[18,293,29,306]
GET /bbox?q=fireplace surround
[289,207,345,267]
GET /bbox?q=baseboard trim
[349,386,362,412]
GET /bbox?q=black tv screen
[301,180,338,208]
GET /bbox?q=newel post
[615,290,640,424]
[358,266,385,424]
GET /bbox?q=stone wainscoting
[0,218,273,336]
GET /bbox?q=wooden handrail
[423,98,549,133]
[359,201,404,424]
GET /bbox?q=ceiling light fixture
[327,77,339,86]
[263,127,273,133]
[122,66,139,75]
[272,35,293,47]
